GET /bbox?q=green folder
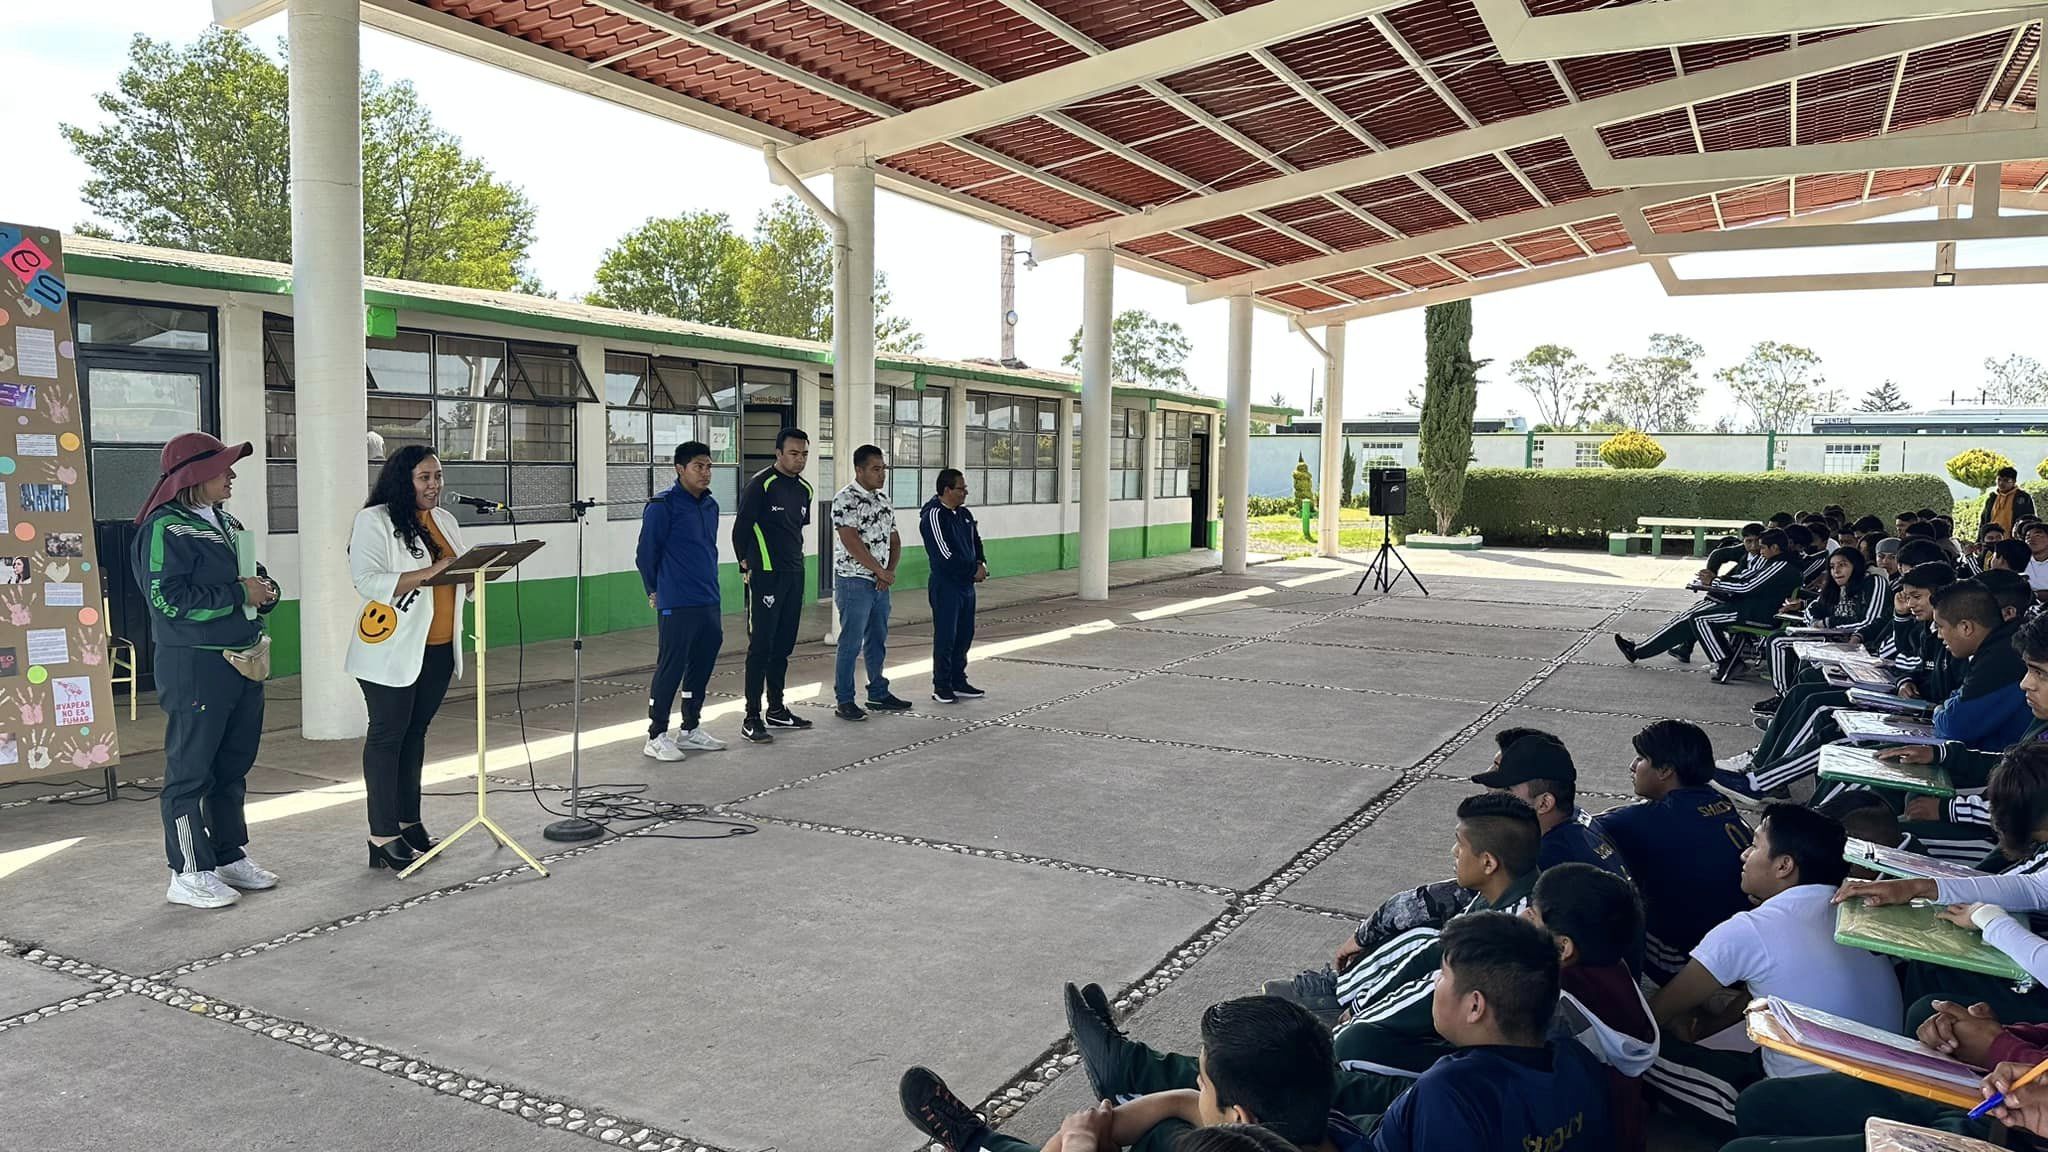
[1835,900,2028,982]
[1817,744,1954,798]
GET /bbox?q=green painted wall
[263,525,1201,677]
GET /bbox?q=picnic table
[1638,516,1755,557]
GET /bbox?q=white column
[214,298,269,545]
[290,0,367,739]
[946,381,967,480]
[832,163,876,465]
[1317,322,1347,558]
[1078,246,1113,600]
[1221,292,1253,575]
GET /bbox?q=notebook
[1866,1117,2004,1151]
[1835,900,2028,981]
[1746,1002,1982,1111]
[1818,744,1955,798]
[1848,688,1938,716]
[1835,711,1942,746]
[1843,838,1988,882]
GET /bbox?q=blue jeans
[833,576,892,705]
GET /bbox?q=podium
[399,539,548,880]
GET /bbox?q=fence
[1253,431,2048,502]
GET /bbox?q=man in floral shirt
[831,444,914,720]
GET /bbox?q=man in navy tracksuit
[638,440,726,761]
[919,468,987,704]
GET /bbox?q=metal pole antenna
[544,496,603,842]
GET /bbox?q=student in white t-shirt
[1640,803,1904,1136]
[2023,522,2048,598]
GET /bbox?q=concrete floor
[1,544,1737,1152]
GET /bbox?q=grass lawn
[1248,511,1389,558]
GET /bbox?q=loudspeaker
[1368,467,1407,516]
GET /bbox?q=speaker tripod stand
[1352,513,1428,597]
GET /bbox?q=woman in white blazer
[347,446,467,871]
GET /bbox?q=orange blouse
[423,515,457,646]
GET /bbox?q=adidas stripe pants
[1722,1071,1981,1152]
[157,645,264,873]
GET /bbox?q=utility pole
[999,233,1017,363]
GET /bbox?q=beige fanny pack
[222,634,272,682]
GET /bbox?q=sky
[8,1,2048,427]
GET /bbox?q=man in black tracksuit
[731,428,814,744]
[919,468,987,704]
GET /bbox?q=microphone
[448,492,507,512]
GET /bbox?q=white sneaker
[215,856,278,890]
[675,727,726,751]
[166,870,240,909]
[643,733,686,762]
[1715,751,1753,773]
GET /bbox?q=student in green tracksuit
[133,433,281,911]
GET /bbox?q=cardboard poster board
[0,225,119,782]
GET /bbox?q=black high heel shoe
[367,838,419,871]
[399,824,438,854]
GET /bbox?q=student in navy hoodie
[920,468,988,705]
[637,440,727,761]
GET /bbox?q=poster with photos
[0,225,118,782]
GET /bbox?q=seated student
[1986,537,2033,575]
[2025,521,2048,603]
[1327,795,1542,1089]
[1468,733,1629,877]
[1841,742,2048,1023]
[1178,1128,1303,1152]
[1898,536,1953,575]
[1761,546,1890,695]
[1645,805,1903,1136]
[1699,523,1763,582]
[1715,564,1955,803]
[1871,533,1901,576]
[1613,528,1798,671]
[1925,580,2031,752]
[1818,789,1920,873]
[1590,720,1754,984]
[1896,510,1922,538]
[1789,524,1833,589]
[1365,913,1614,1152]
[1526,863,1656,1152]
[1976,566,2034,625]
[1769,511,1796,530]
[898,995,1364,1152]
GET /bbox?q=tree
[62,29,539,291]
[586,211,748,326]
[1598,334,1705,432]
[1598,430,1666,470]
[589,195,924,351]
[1983,354,2048,406]
[1062,309,1193,391]
[1949,448,2014,493]
[1291,456,1313,507]
[1508,344,1595,430]
[1715,341,1840,433]
[1859,380,1910,412]
[1418,300,1483,536]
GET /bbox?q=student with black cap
[1469,733,1630,877]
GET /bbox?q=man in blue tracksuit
[919,468,987,704]
[638,440,726,761]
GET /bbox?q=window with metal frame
[263,316,596,530]
[1574,440,1605,469]
[967,390,1056,506]
[1154,409,1193,499]
[1823,442,1883,474]
[1358,440,1403,468]
[873,384,948,508]
[1069,403,1145,501]
[606,353,741,518]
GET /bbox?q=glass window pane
[269,463,297,532]
[742,366,793,405]
[966,469,985,499]
[922,392,947,428]
[73,299,210,351]
[85,367,202,444]
[700,362,739,410]
[818,376,835,442]
[895,393,920,425]
[891,427,921,467]
[435,335,506,398]
[873,387,893,427]
[653,412,694,463]
[919,427,945,468]
[710,464,739,509]
[368,396,432,456]
[984,469,1011,505]
[265,390,295,459]
[604,352,648,406]
[987,398,1012,431]
[608,463,652,518]
[1038,400,1057,432]
[436,400,507,461]
[968,392,988,428]
[264,328,295,391]
[704,413,738,463]
[1035,469,1055,503]
[1034,432,1055,467]
[510,463,575,516]
[89,446,164,522]
[512,345,585,401]
[608,409,649,463]
[510,405,573,462]
[890,470,919,508]
[367,330,433,394]
[440,464,508,527]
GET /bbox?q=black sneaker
[1713,654,1747,684]
[952,682,986,699]
[1065,982,1130,1101]
[865,694,913,712]
[931,688,958,704]
[764,706,812,729]
[740,716,774,744]
[834,701,867,722]
[1753,696,1781,714]
[1613,635,1638,664]
[1668,647,1693,664]
[897,1066,990,1152]
[1261,966,1344,1030]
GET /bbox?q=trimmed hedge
[1391,469,1953,546]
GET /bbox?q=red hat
[134,432,252,523]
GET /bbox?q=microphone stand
[472,494,606,843]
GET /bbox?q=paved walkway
[3,546,1721,1152]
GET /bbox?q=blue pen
[1970,1054,2048,1119]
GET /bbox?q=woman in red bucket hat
[132,432,282,909]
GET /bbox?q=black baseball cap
[1470,732,1576,788]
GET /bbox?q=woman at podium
[346,446,467,871]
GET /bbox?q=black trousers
[648,604,722,737]
[358,642,455,838]
[743,566,805,714]
[157,645,265,873]
[1723,1071,1981,1151]
[928,579,976,693]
